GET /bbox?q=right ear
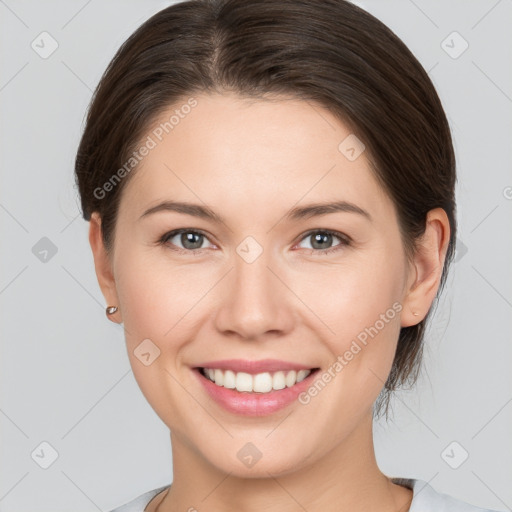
[89,212,122,323]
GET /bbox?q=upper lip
[194,359,317,374]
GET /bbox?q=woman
[75,0,500,510]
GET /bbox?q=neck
[156,411,412,512]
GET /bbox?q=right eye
[158,229,216,254]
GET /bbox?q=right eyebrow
[139,200,226,224]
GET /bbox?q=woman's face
[102,93,416,476]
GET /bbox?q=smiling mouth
[197,367,320,394]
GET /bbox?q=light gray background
[1,1,511,510]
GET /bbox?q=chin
[198,441,314,479]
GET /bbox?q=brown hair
[75,0,456,419]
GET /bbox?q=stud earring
[106,305,118,317]
[412,311,420,317]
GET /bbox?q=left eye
[296,230,350,253]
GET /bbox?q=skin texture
[89,93,450,511]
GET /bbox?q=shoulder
[392,477,501,512]
[108,485,171,512]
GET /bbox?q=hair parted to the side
[74,0,457,420]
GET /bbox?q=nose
[213,248,296,341]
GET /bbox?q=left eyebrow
[285,200,372,222]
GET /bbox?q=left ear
[401,207,451,327]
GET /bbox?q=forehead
[119,92,391,222]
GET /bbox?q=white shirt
[109,478,501,512]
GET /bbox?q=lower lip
[193,368,318,416]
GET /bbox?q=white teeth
[253,372,273,393]
[223,370,236,389]
[202,368,312,393]
[296,369,310,383]
[235,372,253,392]
[214,369,224,386]
[285,370,297,387]
[272,371,286,390]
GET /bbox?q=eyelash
[157,228,351,256]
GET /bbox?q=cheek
[113,251,208,425]
[295,247,405,344]
[291,243,405,405]
[115,250,205,335]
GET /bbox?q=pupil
[182,232,202,249]
[312,232,332,249]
